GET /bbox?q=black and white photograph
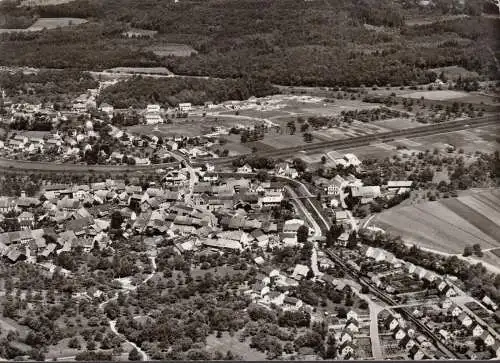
[0,0,499,360]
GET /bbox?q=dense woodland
[0,70,98,103]
[0,0,498,87]
[98,76,277,108]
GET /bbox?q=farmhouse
[327,175,346,196]
[178,103,192,112]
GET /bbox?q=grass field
[372,189,500,254]
[404,90,472,101]
[148,44,198,57]
[206,331,267,360]
[105,67,172,75]
[29,18,87,30]
[373,117,421,131]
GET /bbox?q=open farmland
[371,189,500,254]
[148,44,198,57]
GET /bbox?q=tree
[463,245,473,257]
[293,158,306,173]
[68,337,81,349]
[472,244,483,257]
[110,211,124,230]
[128,348,141,361]
[297,225,309,243]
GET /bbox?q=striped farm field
[372,189,500,254]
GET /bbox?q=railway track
[201,115,498,165]
[0,115,497,174]
[324,249,459,359]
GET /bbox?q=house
[457,312,473,328]
[337,231,350,247]
[351,185,381,203]
[339,331,353,344]
[345,320,359,333]
[178,103,192,112]
[346,310,358,321]
[275,162,299,179]
[327,175,345,196]
[17,212,35,230]
[203,238,242,251]
[384,316,399,331]
[482,295,498,311]
[43,184,70,199]
[145,112,163,125]
[99,103,114,117]
[283,296,303,311]
[343,153,361,167]
[146,104,161,113]
[166,140,178,151]
[400,334,416,350]
[339,342,354,358]
[387,180,413,190]
[449,304,462,317]
[394,328,406,340]
[440,299,453,310]
[480,331,495,346]
[409,345,427,360]
[292,264,310,280]
[438,329,451,341]
[236,164,253,174]
[334,210,349,222]
[471,323,484,337]
[491,341,500,358]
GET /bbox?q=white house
[327,175,345,196]
[99,103,114,117]
[236,164,253,174]
[471,324,484,337]
[145,113,163,125]
[178,102,192,112]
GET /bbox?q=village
[0,133,499,360]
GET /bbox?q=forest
[0,70,98,103]
[0,0,498,87]
[97,76,277,108]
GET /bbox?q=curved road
[99,256,156,361]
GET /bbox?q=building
[178,103,192,112]
[327,175,345,196]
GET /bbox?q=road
[0,115,496,175]
[285,177,459,359]
[99,256,156,361]
[325,249,458,359]
[201,115,498,166]
[167,151,198,205]
[285,185,322,278]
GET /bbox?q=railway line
[324,249,459,359]
[0,115,497,175]
[202,115,498,165]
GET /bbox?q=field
[403,90,472,101]
[20,0,76,5]
[105,67,172,75]
[29,18,87,30]
[0,17,87,33]
[428,66,479,81]
[148,44,198,57]
[205,331,267,361]
[371,189,500,254]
